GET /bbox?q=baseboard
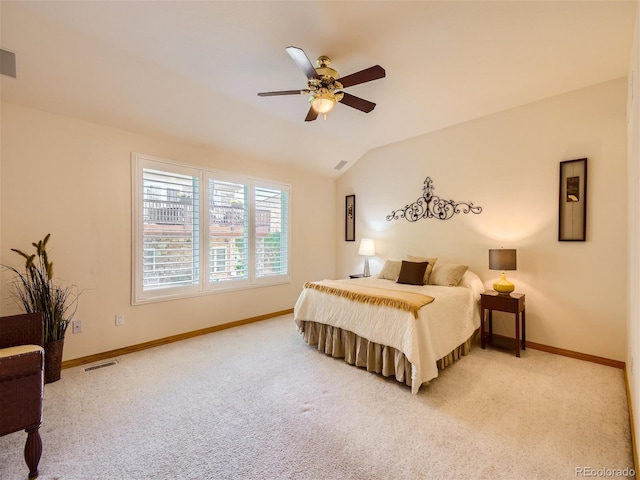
[489,334,625,369]
[625,366,639,475]
[61,308,294,370]
[72,320,624,371]
[525,340,625,369]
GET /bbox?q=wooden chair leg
[25,425,42,479]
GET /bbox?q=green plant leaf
[4,234,80,343]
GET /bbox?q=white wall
[627,0,640,464]
[337,78,628,361]
[0,102,337,361]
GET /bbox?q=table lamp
[358,238,375,277]
[489,248,517,294]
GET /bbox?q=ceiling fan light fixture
[310,91,336,114]
[258,46,385,122]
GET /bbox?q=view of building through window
[142,168,201,290]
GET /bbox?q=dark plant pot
[44,338,64,384]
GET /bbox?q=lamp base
[363,257,371,278]
[493,272,514,294]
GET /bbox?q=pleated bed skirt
[298,320,475,388]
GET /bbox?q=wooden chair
[0,313,44,479]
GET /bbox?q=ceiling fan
[257,46,386,122]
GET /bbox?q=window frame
[253,179,290,285]
[205,169,252,293]
[132,153,291,305]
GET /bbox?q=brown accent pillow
[397,261,429,286]
[406,255,438,284]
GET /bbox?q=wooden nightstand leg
[515,312,520,358]
[522,310,526,350]
[488,310,493,343]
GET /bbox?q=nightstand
[480,291,526,357]
[349,274,365,279]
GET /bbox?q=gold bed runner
[303,280,434,318]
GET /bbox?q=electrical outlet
[115,313,125,326]
[72,320,82,334]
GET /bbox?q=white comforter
[294,272,483,393]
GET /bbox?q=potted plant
[4,234,80,383]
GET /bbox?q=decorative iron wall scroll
[386,177,482,222]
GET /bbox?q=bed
[293,260,484,394]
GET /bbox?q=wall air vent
[84,360,118,372]
[334,160,348,170]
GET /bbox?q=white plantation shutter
[208,177,249,286]
[141,167,200,292]
[255,183,289,280]
[133,154,290,304]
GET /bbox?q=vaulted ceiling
[0,1,636,177]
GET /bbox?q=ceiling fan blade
[257,90,307,97]
[338,65,386,88]
[338,92,376,113]
[286,46,320,80]
[305,106,319,122]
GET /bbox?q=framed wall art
[558,158,587,241]
[345,194,355,241]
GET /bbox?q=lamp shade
[358,238,375,256]
[489,249,517,271]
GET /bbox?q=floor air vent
[84,360,118,372]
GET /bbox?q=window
[254,184,288,279]
[207,176,249,286]
[139,163,201,295]
[132,153,290,303]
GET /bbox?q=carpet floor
[0,314,635,480]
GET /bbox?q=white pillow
[377,260,402,281]
[429,263,469,286]
[458,270,485,299]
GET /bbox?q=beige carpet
[0,314,635,480]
